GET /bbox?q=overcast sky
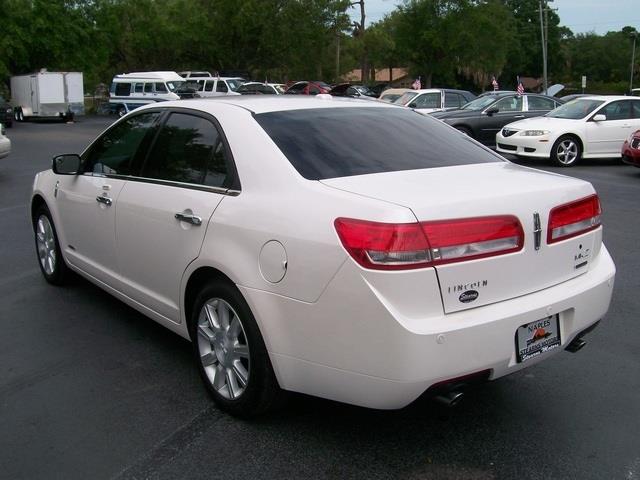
[351,0,639,35]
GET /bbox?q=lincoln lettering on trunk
[448,280,488,294]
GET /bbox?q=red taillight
[421,215,524,265]
[547,194,601,244]
[334,215,524,271]
[333,218,431,270]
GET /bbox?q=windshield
[227,79,245,91]
[166,81,184,92]
[394,92,418,105]
[546,99,605,119]
[461,96,499,111]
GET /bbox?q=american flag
[517,77,524,95]
[411,77,421,90]
[491,76,499,91]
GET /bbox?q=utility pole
[538,0,548,94]
[350,1,367,84]
[538,0,555,94]
[631,32,638,93]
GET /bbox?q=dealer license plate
[516,315,561,363]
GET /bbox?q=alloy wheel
[36,215,56,275]
[196,298,250,400]
[556,139,578,165]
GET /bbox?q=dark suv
[0,96,12,128]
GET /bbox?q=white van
[109,71,185,116]
[183,77,245,97]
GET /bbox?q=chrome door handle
[96,195,112,206]
[175,212,202,226]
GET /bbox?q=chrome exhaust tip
[434,391,464,408]
[565,337,587,353]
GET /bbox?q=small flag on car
[412,77,421,90]
[517,77,524,95]
[492,76,499,91]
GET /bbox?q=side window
[216,81,228,93]
[632,101,640,118]
[414,93,440,109]
[83,112,160,176]
[134,83,144,93]
[494,96,523,112]
[115,83,131,96]
[444,92,460,108]
[527,96,555,111]
[205,81,215,92]
[155,82,168,93]
[600,101,632,121]
[140,113,230,188]
[144,83,153,93]
[308,85,320,95]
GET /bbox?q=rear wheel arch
[184,266,238,334]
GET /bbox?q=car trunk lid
[322,163,601,313]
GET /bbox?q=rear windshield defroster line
[254,107,502,180]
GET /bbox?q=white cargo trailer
[10,71,84,121]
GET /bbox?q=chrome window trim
[82,172,240,196]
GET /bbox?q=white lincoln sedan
[496,96,640,166]
[31,97,615,416]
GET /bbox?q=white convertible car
[31,97,615,416]
[496,95,640,166]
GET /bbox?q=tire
[116,106,126,118]
[551,135,582,167]
[189,280,283,417]
[33,205,69,285]
[18,109,24,122]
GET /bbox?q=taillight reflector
[547,194,601,244]
[334,215,524,271]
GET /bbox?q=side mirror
[592,114,606,122]
[485,107,499,115]
[52,154,81,175]
[408,102,418,108]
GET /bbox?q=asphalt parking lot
[1,116,639,480]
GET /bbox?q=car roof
[570,95,636,101]
[380,88,412,95]
[114,71,183,81]
[187,76,244,81]
[143,96,398,115]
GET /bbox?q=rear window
[255,107,502,180]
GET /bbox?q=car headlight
[521,130,550,136]
[5,108,11,114]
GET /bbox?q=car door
[479,95,524,144]
[585,100,633,156]
[115,110,238,322]
[54,111,161,285]
[524,95,557,119]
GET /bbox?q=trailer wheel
[17,109,24,122]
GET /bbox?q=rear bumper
[241,246,616,409]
